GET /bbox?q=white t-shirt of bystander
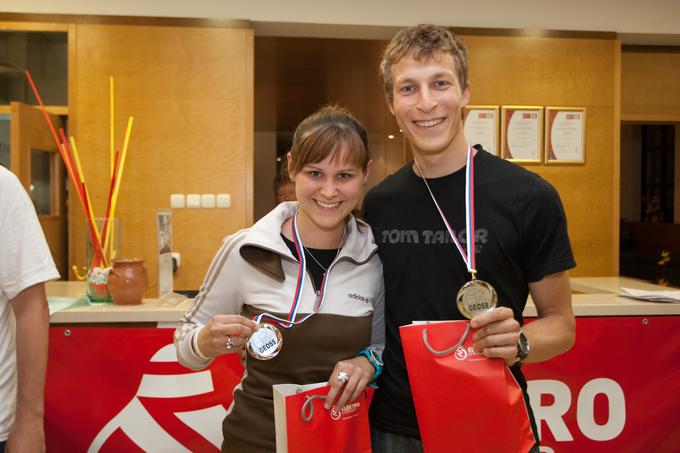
[0,166,59,442]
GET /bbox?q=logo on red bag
[330,401,361,421]
[455,346,468,360]
[455,346,482,361]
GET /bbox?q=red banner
[523,316,680,452]
[45,327,243,452]
[45,317,680,452]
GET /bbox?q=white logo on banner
[87,344,226,452]
[528,377,626,447]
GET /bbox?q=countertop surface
[47,276,680,324]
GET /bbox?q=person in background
[363,24,576,452]
[175,106,385,452]
[0,166,59,453]
[273,161,297,204]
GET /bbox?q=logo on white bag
[330,401,361,421]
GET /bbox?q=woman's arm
[174,232,256,369]
[325,258,385,410]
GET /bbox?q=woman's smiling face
[289,143,370,238]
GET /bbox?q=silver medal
[246,322,283,360]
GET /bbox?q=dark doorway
[620,123,679,287]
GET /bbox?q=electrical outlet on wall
[216,193,231,208]
[201,194,216,208]
[170,194,185,208]
[186,194,201,208]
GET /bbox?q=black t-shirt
[362,147,576,439]
[281,234,338,291]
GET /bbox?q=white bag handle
[422,322,470,356]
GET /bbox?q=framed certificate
[500,106,543,163]
[463,105,499,155]
[544,107,586,164]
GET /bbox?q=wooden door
[10,101,67,277]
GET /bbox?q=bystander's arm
[7,282,50,453]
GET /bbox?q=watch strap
[356,348,383,382]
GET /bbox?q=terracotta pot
[107,259,148,305]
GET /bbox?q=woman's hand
[197,315,259,358]
[324,356,374,411]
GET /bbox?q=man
[363,24,576,452]
[273,162,297,204]
[0,166,58,452]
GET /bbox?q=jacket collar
[239,202,377,281]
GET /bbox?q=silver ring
[337,371,349,383]
[226,336,234,350]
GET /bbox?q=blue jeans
[371,426,423,453]
[0,440,5,453]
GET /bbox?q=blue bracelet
[356,348,383,382]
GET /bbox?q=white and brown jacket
[174,202,384,451]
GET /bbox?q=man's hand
[470,307,520,366]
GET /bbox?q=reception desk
[47,277,680,324]
[44,277,679,452]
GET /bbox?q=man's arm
[7,282,50,453]
[522,271,575,363]
[471,271,575,366]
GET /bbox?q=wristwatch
[513,331,530,366]
[356,348,384,381]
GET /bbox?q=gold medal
[246,322,283,360]
[456,279,497,319]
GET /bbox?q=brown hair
[379,24,469,102]
[288,105,370,176]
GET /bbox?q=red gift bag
[273,382,374,453]
[400,321,535,453]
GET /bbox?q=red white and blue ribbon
[416,145,477,277]
[255,210,332,328]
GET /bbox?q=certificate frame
[500,106,543,164]
[544,106,586,165]
[463,105,500,156]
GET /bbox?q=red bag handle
[422,322,470,356]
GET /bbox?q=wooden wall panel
[463,35,619,276]
[253,37,404,214]
[69,24,253,293]
[621,49,680,120]
[254,34,619,276]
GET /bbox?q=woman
[175,106,384,452]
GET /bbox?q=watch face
[518,332,530,358]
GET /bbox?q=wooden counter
[47,276,680,324]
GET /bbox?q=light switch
[201,194,216,208]
[186,194,201,209]
[170,194,185,209]
[216,193,231,208]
